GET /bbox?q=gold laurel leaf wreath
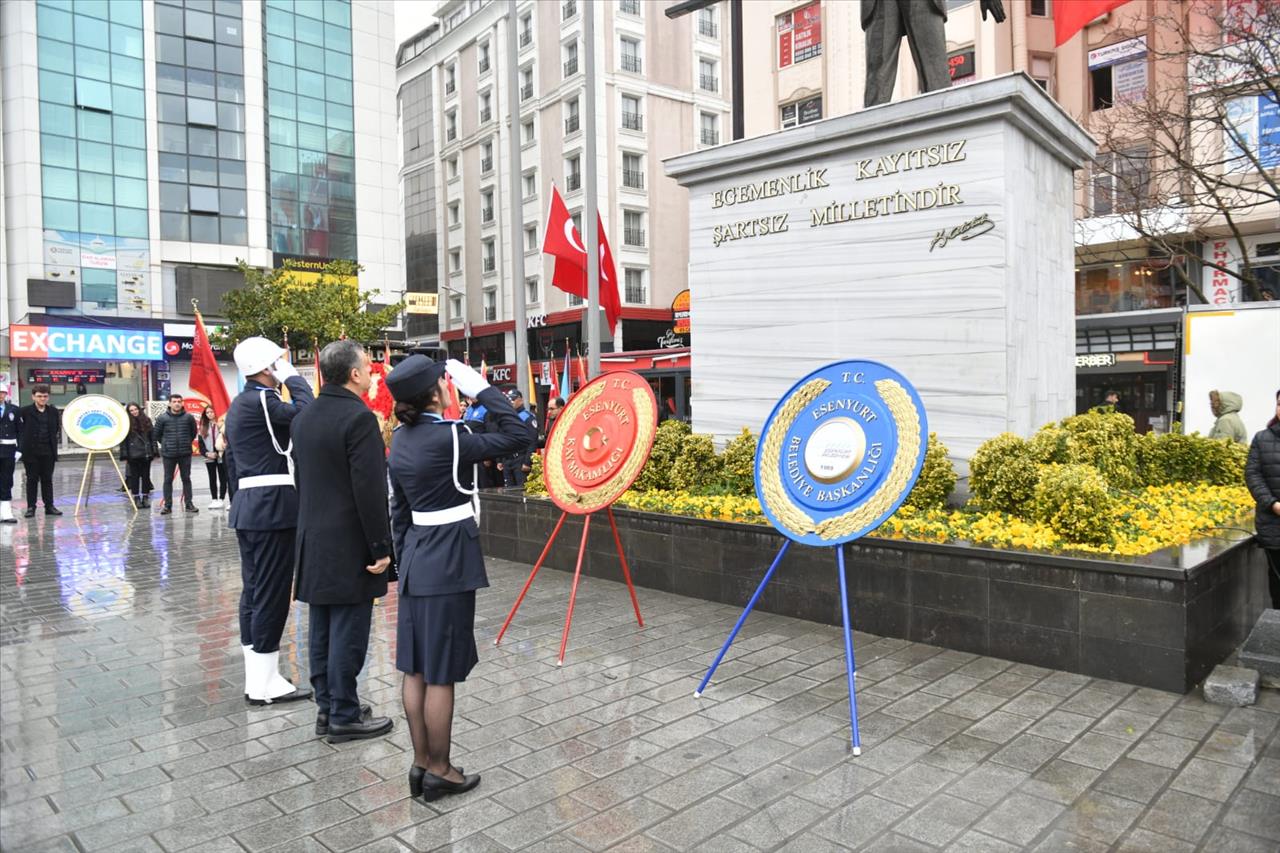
[546,383,656,512]
[759,378,921,541]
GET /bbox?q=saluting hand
[366,556,391,575]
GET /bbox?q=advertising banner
[10,324,164,361]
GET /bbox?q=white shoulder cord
[450,423,480,523]
[259,388,295,478]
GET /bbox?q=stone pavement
[2,464,1279,852]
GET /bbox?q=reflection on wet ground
[1,463,1278,851]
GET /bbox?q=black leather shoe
[159,505,172,515]
[45,506,63,516]
[316,704,373,735]
[23,508,36,518]
[326,716,393,744]
[184,504,198,513]
[408,763,466,798]
[420,770,481,801]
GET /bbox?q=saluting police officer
[0,385,20,524]
[386,356,536,802]
[225,336,314,707]
[495,388,538,488]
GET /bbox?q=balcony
[481,208,494,224]
[624,228,645,247]
[481,157,493,173]
[445,80,456,95]
[625,284,646,304]
[621,54,642,74]
[620,0,640,14]
[622,169,644,189]
[565,115,580,134]
[480,108,492,123]
[622,111,643,131]
[521,83,533,101]
[566,173,581,191]
[564,57,578,77]
[520,31,532,48]
[479,58,490,73]
[562,1,576,20]
[484,305,496,321]
[699,19,718,38]
[701,128,719,146]
[446,127,457,141]
[700,74,718,92]
[483,259,496,274]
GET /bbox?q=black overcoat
[291,385,393,605]
[1245,421,1280,549]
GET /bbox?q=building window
[622,152,645,189]
[482,239,496,273]
[624,268,647,303]
[520,66,534,101]
[519,13,533,48]
[449,248,461,274]
[700,112,719,146]
[450,294,463,319]
[623,210,645,247]
[1090,147,1151,217]
[525,224,538,251]
[446,109,457,140]
[478,42,490,74]
[620,37,642,74]
[445,64,456,95]
[1089,41,1148,111]
[523,170,537,199]
[564,41,578,77]
[483,289,497,321]
[698,8,718,38]
[448,201,460,227]
[620,0,641,17]
[1031,55,1054,94]
[563,1,578,22]
[568,292,584,306]
[447,156,459,179]
[481,189,494,223]
[479,91,492,123]
[565,97,581,134]
[565,155,581,192]
[699,58,718,92]
[480,140,494,174]
[522,119,536,144]
[780,96,822,129]
[1030,0,1050,16]
[526,276,540,304]
[621,94,643,131]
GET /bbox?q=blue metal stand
[694,540,790,697]
[836,545,862,755]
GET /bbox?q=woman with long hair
[198,405,228,509]
[1245,389,1280,609]
[119,402,155,507]
[384,356,536,803]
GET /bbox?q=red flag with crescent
[542,184,621,333]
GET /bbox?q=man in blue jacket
[225,336,315,707]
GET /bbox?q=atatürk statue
[863,0,1007,108]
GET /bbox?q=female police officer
[385,356,536,801]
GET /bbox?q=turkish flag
[1055,0,1130,46]
[190,312,231,417]
[542,185,621,333]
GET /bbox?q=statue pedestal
[665,74,1095,463]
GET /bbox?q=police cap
[385,354,447,402]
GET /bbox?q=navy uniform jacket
[491,404,538,468]
[225,375,314,531]
[0,401,20,459]
[389,385,536,596]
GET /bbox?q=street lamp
[438,282,471,362]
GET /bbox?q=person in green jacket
[1209,390,1248,444]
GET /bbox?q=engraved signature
[929,212,995,252]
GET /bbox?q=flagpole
[583,0,600,379]
[507,0,529,400]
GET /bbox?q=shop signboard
[1225,94,1280,172]
[27,368,107,385]
[672,289,691,335]
[161,323,231,361]
[777,1,821,68]
[9,324,163,361]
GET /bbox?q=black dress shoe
[159,505,172,515]
[23,508,36,518]
[408,763,466,798]
[315,703,373,735]
[184,504,199,513]
[420,770,481,801]
[45,506,63,516]
[326,716,393,744]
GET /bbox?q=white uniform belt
[238,473,295,489]
[0,439,15,445]
[412,504,474,526]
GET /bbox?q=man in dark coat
[0,385,20,523]
[292,340,394,743]
[495,388,538,487]
[17,384,62,517]
[1245,390,1280,608]
[152,393,199,514]
[225,336,315,708]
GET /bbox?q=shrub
[633,418,690,492]
[1056,410,1141,489]
[1032,463,1116,545]
[906,432,957,509]
[718,428,758,496]
[969,433,1039,516]
[525,452,546,495]
[1137,431,1248,487]
[671,433,717,493]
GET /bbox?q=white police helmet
[233,336,287,376]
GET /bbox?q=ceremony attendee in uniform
[0,386,19,524]
[496,388,537,487]
[18,384,62,518]
[153,394,199,514]
[386,356,536,801]
[225,336,315,707]
[462,396,499,488]
[119,403,155,509]
[293,340,394,743]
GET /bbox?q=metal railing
[562,1,576,20]
[520,83,533,101]
[483,305,496,321]
[622,111,643,131]
[620,0,640,15]
[519,30,532,47]
[623,227,645,246]
[701,128,719,145]
[446,127,457,141]
[700,74,718,92]
[480,108,492,123]
[481,208,494,223]
[699,18,718,38]
[565,173,581,191]
[480,157,493,173]
[565,115,579,134]
[621,54,642,73]
[622,169,644,189]
[482,259,495,273]
[563,57,578,76]
[624,283,646,303]
[445,80,456,95]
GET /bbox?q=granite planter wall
[480,492,1269,694]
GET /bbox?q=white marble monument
[665,74,1095,464]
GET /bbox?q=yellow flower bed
[614,484,1254,557]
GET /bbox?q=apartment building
[740,0,1278,432]
[395,0,729,399]
[1,0,402,406]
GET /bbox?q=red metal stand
[494,507,645,665]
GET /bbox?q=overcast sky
[393,0,442,47]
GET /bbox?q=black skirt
[396,591,479,684]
